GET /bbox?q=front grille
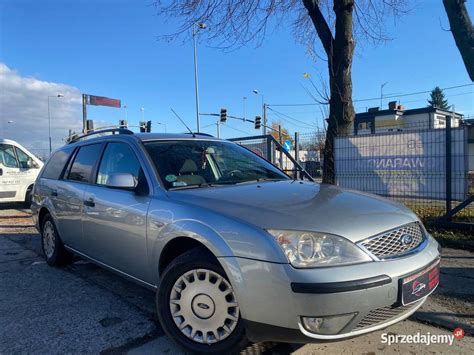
[355,302,420,330]
[358,223,424,259]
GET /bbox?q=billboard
[86,95,121,108]
[335,128,467,200]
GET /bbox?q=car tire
[157,248,247,354]
[41,214,73,266]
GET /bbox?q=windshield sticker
[172,181,187,187]
[165,174,177,182]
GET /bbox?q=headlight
[267,230,372,268]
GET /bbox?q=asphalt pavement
[0,205,472,354]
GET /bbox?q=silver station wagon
[31,129,440,353]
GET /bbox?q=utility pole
[82,94,88,133]
[263,103,268,136]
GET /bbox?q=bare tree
[154,0,408,183]
[443,0,474,81]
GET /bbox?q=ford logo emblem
[400,234,413,245]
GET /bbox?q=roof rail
[67,128,134,144]
[185,132,215,137]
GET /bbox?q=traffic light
[139,121,146,132]
[255,116,262,130]
[220,108,227,122]
[146,120,152,133]
[119,120,128,128]
[86,119,94,132]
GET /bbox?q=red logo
[453,328,465,340]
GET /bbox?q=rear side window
[42,147,74,180]
[68,144,102,183]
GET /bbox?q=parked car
[0,138,43,205]
[31,130,440,353]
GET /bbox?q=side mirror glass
[106,173,137,189]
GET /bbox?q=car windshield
[144,140,289,190]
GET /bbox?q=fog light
[301,313,357,335]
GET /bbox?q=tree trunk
[443,0,474,81]
[303,0,356,184]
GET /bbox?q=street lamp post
[253,89,267,135]
[47,94,64,156]
[380,82,388,108]
[156,122,167,132]
[192,22,207,133]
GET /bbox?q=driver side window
[0,144,19,168]
[15,147,39,169]
[96,142,142,185]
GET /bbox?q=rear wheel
[41,214,73,266]
[157,248,247,354]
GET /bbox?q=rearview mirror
[106,173,137,189]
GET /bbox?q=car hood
[168,180,419,242]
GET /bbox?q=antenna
[171,108,195,137]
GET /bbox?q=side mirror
[27,159,35,169]
[106,173,137,189]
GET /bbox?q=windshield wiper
[169,183,217,191]
[214,178,286,186]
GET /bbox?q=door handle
[51,190,58,197]
[84,198,95,207]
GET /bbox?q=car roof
[0,138,20,145]
[135,132,223,142]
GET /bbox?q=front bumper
[218,234,440,343]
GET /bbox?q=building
[353,101,463,135]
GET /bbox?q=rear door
[55,143,103,250]
[82,141,152,282]
[0,143,22,202]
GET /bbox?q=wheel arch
[38,206,51,230]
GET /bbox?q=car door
[82,141,152,282]
[55,143,103,250]
[0,143,22,202]
[14,145,42,195]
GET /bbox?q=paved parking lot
[0,205,472,354]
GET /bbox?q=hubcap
[169,269,239,344]
[42,221,56,258]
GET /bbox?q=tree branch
[302,0,334,56]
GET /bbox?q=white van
[0,139,44,205]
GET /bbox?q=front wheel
[157,249,247,354]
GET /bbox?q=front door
[0,143,21,202]
[82,142,151,283]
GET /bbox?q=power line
[268,83,473,107]
[223,123,253,136]
[267,107,318,129]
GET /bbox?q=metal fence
[335,122,473,227]
[230,120,473,229]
